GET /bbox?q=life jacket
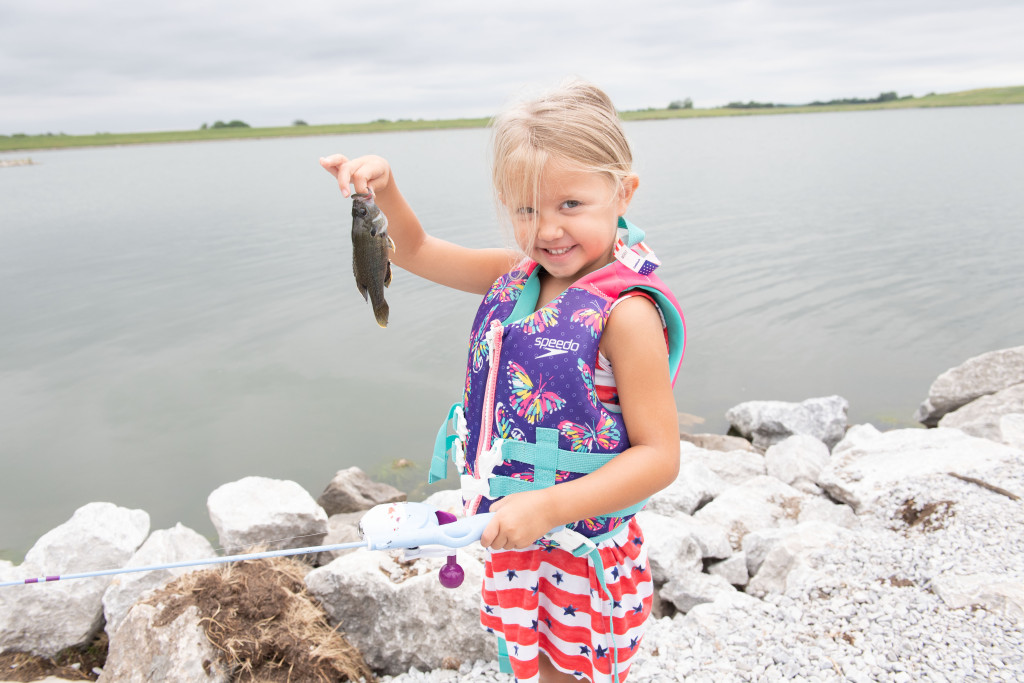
[430,218,686,541]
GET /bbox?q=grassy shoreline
[3,85,1021,153]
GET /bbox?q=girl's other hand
[481,490,559,550]
[319,154,393,198]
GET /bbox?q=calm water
[2,106,1023,559]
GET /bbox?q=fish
[351,192,396,327]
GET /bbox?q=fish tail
[372,299,390,328]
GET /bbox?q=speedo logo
[534,337,580,359]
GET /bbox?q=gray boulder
[817,427,1020,513]
[317,466,406,516]
[914,345,1024,426]
[305,549,493,675]
[693,476,807,550]
[726,395,849,450]
[646,459,728,516]
[633,511,703,585]
[207,476,327,552]
[765,434,831,493]
[100,603,229,682]
[931,572,1024,625]
[744,521,853,598]
[680,442,766,485]
[660,571,737,613]
[0,502,149,657]
[939,383,1024,446]
[102,523,215,638]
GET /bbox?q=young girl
[321,80,685,683]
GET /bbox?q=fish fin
[387,235,397,253]
[373,300,389,328]
[356,281,369,302]
[384,260,393,288]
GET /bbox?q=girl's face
[509,159,637,286]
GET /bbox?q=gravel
[380,463,1024,682]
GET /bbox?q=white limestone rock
[914,345,1024,426]
[693,476,807,550]
[207,476,328,552]
[796,497,860,529]
[99,603,229,682]
[816,427,1022,513]
[102,523,215,638]
[1000,413,1024,450]
[831,422,883,457]
[741,527,792,577]
[680,432,758,452]
[726,395,849,450]
[706,553,750,587]
[931,572,1024,624]
[680,441,766,485]
[659,570,738,613]
[939,384,1024,445]
[305,549,494,675]
[317,466,406,515]
[315,512,364,565]
[765,434,831,490]
[745,521,853,597]
[646,459,729,516]
[633,511,703,585]
[0,502,149,657]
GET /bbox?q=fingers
[318,154,388,198]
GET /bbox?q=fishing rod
[1,503,489,590]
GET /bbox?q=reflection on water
[2,106,1022,559]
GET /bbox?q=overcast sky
[2,0,1022,136]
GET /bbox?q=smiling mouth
[544,246,573,256]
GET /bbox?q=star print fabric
[481,518,653,682]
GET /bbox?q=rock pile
[1,347,1022,682]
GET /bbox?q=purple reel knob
[439,555,465,588]
[434,510,464,589]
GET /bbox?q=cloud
[2,0,1022,135]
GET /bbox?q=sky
[2,0,1023,136]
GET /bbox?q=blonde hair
[490,79,634,247]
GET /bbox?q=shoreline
[2,85,1022,154]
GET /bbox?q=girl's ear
[617,174,640,214]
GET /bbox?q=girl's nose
[536,214,563,242]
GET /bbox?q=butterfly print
[484,272,528,303]
[557,412,621,453]
[507,361,565,424]
[469,305,499,372]
[570,307,604,338]
[578,358,600,408]
[521,303,559,335]
[494,402,525,441]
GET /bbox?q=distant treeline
[724,91,915,109]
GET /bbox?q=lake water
[2,105,1023,559]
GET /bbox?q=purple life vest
[456,228,685,538]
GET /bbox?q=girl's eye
[561,200,581,209]
[515,207,535,216]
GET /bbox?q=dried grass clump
[147,556,373,682]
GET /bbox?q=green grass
[2,86,1021,153]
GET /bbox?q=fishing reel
[358,502,490,589]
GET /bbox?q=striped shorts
[480,517,653,682]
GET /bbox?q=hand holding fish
[319,154,392,198]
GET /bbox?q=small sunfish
[350,193,396,328]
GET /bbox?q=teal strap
[429,403,462,484]
[496,636,512,673]
[618,216,645,246]
[624,285,686,380]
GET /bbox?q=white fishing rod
[1,503,489,590]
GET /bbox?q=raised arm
[320,154,517,295]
